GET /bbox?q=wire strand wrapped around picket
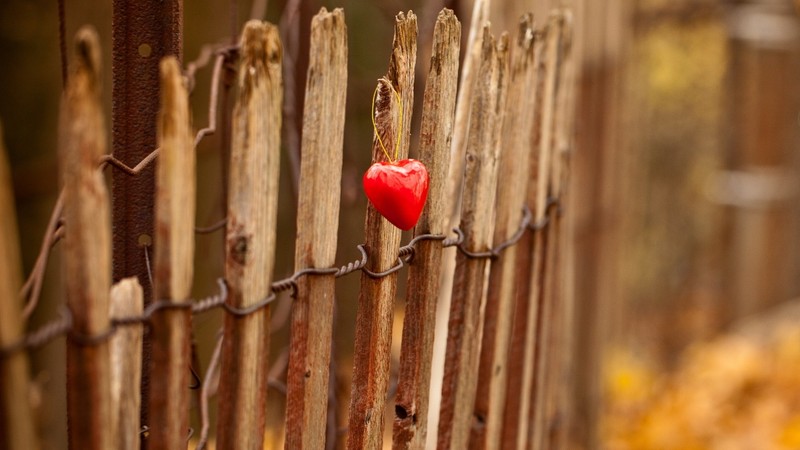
[0,199,557,361]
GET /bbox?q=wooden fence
[0,5,574,450]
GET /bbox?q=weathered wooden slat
[445,0,490,223]
[392,9,460,450]
[525,14,565,450]
[147,56,196,449]
[110,278,144,450]
[429,2,489,445]
[284,7,347,450]
[501,23,547,449]
[437,27,509,450]
[59,26,113,450]
[539,184,564,450]
[216,20,282,449]
[542,14,575,449]
[347,11,417,450]
[0,123,39,450]
[470,14,539,450]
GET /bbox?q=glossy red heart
[363,159,429,231]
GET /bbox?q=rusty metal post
[111,0,182,433]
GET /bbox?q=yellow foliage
[602,325,800,449]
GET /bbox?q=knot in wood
[230,235,250,265]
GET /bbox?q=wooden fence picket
[472,14,539,450]
[541,13,574,449]
[526,14,566,450]
[438,26,510,450]
[0,123,39,450]
[548,16,576,449]
[109,278,144,450]
[348,11,417,450]
[501,18,546,450]
[147,56,196,449]
[58,26,113,450]
[393,9,461,450]
[216,20,283,449]
[284,7,348,449]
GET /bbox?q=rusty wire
[18,44,239,320]
[0,199,558,360]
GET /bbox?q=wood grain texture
[0,123,39,450]
[148,56,196,450]
[428,1,489,445]
[437,27,509,450]
[392,9,460,450]
[347,11,417,450]
[216,20,282,450]
[470,14,538,450]
[110,278,143,450]
[445,0,489,225]
[543,14,574,449]
[523,15,565,450]
[284,7,347,450]
[59,26,113,450]
[501,24,547,450]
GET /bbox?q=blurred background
[1,0,799,448]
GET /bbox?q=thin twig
[197,331,224,450]
[21,191,64,319]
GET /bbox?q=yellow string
[393,87,402,161]
[371,80,403,163]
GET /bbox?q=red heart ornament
[363,159,429,231]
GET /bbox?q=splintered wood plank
[148,56,196,450]
[347,11,417,450]
[470,14,539,450]
[393,9,460,450]
[216,20,283,449]
[0,123,39,450]
[284,7,347,450]
[437,27,509,450]
[109,278,144,450]
[59,26,113,450]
